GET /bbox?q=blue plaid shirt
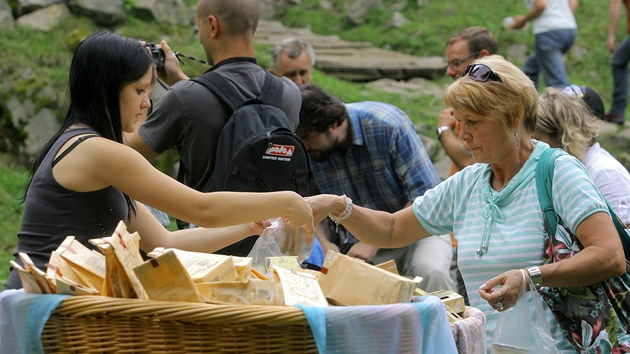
[312,101,440,214]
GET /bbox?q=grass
[0,163,28,288]
[0,0,626,284]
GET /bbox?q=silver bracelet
[328,194,353,233]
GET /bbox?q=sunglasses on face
[447,52,481,69]
[462,63,503,83]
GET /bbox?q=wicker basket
[41,296,485,353]
[41,296,318,353]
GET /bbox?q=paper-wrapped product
[318,250,420,306]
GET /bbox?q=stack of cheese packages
[13,220,465,318]
[13,221,328,307]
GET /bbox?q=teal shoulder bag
[535,147,630,351]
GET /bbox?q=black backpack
[190,71,314,256]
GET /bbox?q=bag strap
[191,71,244,112]
[190,71,283,112]
[535,148,562,237]
[257,71,284,107]
[536,147,630,260]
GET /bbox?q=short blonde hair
[536,87,601,161]
[444,55,538,136]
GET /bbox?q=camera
[145,42,165,70]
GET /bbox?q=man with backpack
[126,0,324,266]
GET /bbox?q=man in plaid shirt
[298,84,455,292]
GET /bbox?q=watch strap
[525,266,543,289]
[436,126,451,140]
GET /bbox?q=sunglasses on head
[462,63,503,83]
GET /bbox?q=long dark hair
[25,32,153,219]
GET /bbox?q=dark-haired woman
[3,31,313,291]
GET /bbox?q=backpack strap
[190,71,284,111]
[258,71,284,107]
[190,71,244,112]
[536,147,630,260]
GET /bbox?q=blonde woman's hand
[305,194,347,224]
[478,269,525,312]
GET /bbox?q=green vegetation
[0,165,27,288]
[0,0,625,284]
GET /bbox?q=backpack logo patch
[264,144,295,161]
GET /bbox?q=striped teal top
[413,140,608,352]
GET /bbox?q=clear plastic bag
[491,269,559,354]
[247,217,312,266]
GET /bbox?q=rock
[131,0,192,26]
[66,0,125,27]
[344,0,381,26]
[16,3,70,32]
[24,108,60,156]
[16,0,59,16]
[387,11,409,29]
[7,96,36,128]
[0,0,15,29]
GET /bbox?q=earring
[514,129,520,149]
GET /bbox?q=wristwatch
[525,266,543,289]
[436,126,451,141]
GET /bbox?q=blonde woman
[533,87,630,226]
[307,55,630,351]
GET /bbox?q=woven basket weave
[41,296,318,353]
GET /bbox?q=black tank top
[3,128,129,290]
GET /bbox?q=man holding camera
[125,0,313,257]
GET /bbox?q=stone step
[255,20,446,82]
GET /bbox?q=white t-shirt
[583,142,630,225]
[526,0,577,34]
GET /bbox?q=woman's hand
[478,269,525,312]
[305,194,347,223]
[249,219,272,235]
[282,193,314,244]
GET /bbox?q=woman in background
[533,87,630,227]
